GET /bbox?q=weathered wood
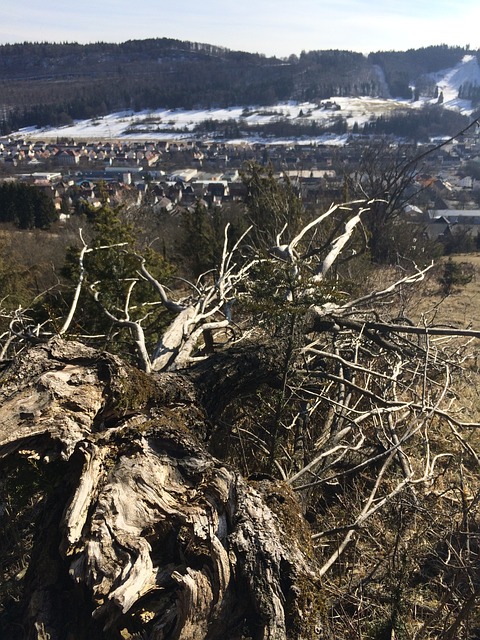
[0,338,319,640]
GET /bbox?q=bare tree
[340,118,480,263]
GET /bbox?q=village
[1,130,480,249]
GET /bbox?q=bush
[438,257,475,294]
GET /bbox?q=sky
[1,0,479,58]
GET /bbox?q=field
[415,254,480,422]
[416,254,480,329]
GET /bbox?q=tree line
[0,182,58,229]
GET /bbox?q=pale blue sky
[0,0,479,57]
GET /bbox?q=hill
[12,54,480,144]
[1,40,479,137]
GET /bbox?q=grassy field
[418,254,480,422]
[366,254,480,423]
[413,254,480,330]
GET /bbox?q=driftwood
[0,338,319,640]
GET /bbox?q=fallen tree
[0,338,320,640]
[2,192,480,639]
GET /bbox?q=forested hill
[0,39,478,131]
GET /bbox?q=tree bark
[0,338,319,640]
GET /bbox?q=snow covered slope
[427,54,480,112]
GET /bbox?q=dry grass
[412,254,480,330]
[364,255,480,423]
[415,254,480,423]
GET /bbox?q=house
[207,181,229,204]
[142,151,159,167]
[229,182,248,201]
[54,149,79,166]
[428,209,480,224]
[458,176,474,189]
[168,183,184,204]
[153,197,174,213]
[423,216,451,241]
[319,100,341,111]
[168,169,198,182]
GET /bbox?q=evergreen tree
[60,206,174,357]
[241,162,305,252]
[439,257,474,294]
[0,183,58,229]
[180,201,225,278]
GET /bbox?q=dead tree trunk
[0,338,319,640]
